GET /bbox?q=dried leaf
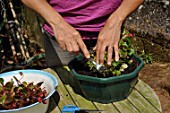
[36,81,44,87]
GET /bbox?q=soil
[72,55,139,78]
[138,62,170,113]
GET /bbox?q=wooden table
[43,68,162,113]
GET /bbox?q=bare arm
[114,0,144,21]
[94,0,144,65]
[21,0,90,58]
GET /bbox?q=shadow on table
[46,91,60,113]
[53,66,84,96]
[45,66,84,113]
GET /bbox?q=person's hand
[52,19,90,58]
[93,12,124,65]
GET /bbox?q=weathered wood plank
[135,80,162,112]
[113,98,140,113]
[128,89,161,113]
[44,68,162,113]
[43,68,75,110]
[94,102,120,113]
[56,67,97,109]
[65,84,97,110]
[55,67,119,112]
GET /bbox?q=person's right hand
[51,19,90,58]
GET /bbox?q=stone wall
[124,0,170,62]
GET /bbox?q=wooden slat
[43,68,162,113]
[65,84,97,109]
[55,67,120,112]
[135,80,162,112]
[55,67,97,109]
[94,102,120,113]
[128,89,161,113]
[113,99,140,113]
[43,68,75,110]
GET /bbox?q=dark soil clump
[73,57,138,78]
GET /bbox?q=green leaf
[128,48,134,56]
[0,86,2,92]
[0,95,6,103]
[120,69,124,72]
[119,50,127,58]
[121,63,128,69]
[126,37,131,44]
[5,82,14,90]
[112,71,116,75]
[21,88,27,94]
[128,60,133,64]
[22,81,27,86]
[122,47,127,51]
[112,62,119,67]
[115,70,121,76]
[27,82,34,90]
[120,42,128,47]
[0,78,4,85]
[5,95,13,104]
[18,86,23,91]
[10,78,14,84]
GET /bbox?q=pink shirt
[44,0,123,39]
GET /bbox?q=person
[21,0,144,68]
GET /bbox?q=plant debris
[0,72,48,110]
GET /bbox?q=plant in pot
[68,29,144,103]
[0,70,58,113]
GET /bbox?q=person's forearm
[113,0,144,21]
[21,0,62,28]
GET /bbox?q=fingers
[94,37,106,65]
[94,33,120,65]
[114,43,119,62]
[99,43,106,65]
[65,39,80,53]
[70,40,79,52]
[53,21,87,55]
[58,41,66,50]
[76,36,90,58]
[56,30,89,58]
[96,43,119,65]
[107,46,113,65]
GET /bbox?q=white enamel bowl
[0,69,58,113]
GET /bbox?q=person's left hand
[93,12,124,65]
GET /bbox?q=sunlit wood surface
[43,68,162,113]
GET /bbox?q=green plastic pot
[68,54,144,103]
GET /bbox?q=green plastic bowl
[68,54,144,103]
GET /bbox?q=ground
[139,62,170,113]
